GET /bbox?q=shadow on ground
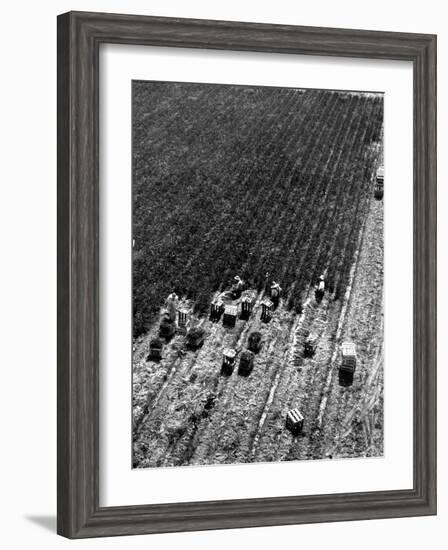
[25,515,56,533]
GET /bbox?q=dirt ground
[132,195,383,468]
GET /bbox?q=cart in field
[238,350,255,376]
[339,342,357,386]
[374,166,384,199]
[285,408,304,435]
[223,304,238,328]
[248,331,262,353]
[159,313,175,340]
[304,333,318,357]
[147,337,163,361]
[240,290,257,320]
[221,348,237,376]
[210,298,225,321]
[261,299,273,322]
[185,326,205,350]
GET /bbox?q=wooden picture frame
[57,11,437,538]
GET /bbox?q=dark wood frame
[57,11,437,539]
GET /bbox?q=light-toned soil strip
[320,197,384,459]
[250,294,313,457]
[315,200,370,429]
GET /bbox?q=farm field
[132,81,384,467]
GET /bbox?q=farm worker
[166,292,178,321]
[318,275,325,292]
[234,275,244,288]
[271,281,282,295]
[264,271,272,293]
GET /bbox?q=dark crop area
[133,81,383,337]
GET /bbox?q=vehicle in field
[177,308,189,335]
[374,166,384,199]
[159,312,176,340]
[248,331,262,353]
[240,290,257,320]
[210,298,225,321]
[223,304,238,327]
[339,342,357,385]
[147,337,163,361]
[285,408,304,435]
[304,333,318,357]
[261,299,273,322]
[221,348,237,376]
[315,274,325,303]
[186,326,205,350]
[238,350,255,376]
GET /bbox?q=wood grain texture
[57,11,437,539]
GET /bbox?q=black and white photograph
[132,81,384,468]
[0,0,441,544]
